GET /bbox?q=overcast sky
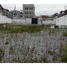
[1,4,67,16]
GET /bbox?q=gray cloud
[1,4,67,16]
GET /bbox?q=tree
[52,13,58,18]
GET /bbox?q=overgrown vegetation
[40,54,49,63]
[0,47,4,62]
[0,23,44,33]
[61,44,67,62]
[10,45,13,54]
[62,31,67,37]
[12,54,49,63]
[49,51,55,55]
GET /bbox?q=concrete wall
[38,18,55,25]
[54,15,67,28]
[55,15,67,26]
[12,18,31,24]
[0,13,12,23]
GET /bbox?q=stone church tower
[23,4,35,18]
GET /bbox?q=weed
[62,31,67,37]
[53,55,57,61]
[38,39,40,42]
[41,49,43,52]
[49,51,55,55]
[0,24,44,33]
[0,47,4,62]
[35,50,37,55]
[22,58,34,64]
[40,54,49,63]
[9,45,13,54]
[31,46,35,53]
[4,60,6,63]
[8,38,11,45]
[61,44,67,62]
[62,37,65,40]
[29,58,34,63]
[48,29,57,35]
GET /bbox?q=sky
[1,4,67,16]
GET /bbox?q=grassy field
[0,23,45,33]
[0,23,67,63]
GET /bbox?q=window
[25,12,28,14]
[20,12,22,14]
[29,7,33,10]
[29,12,33,14]
[30,7,31,9]
[32,8,33,10]
[25,7,28,10]
[27,7,28,10]
[20,16,22,17]
[27,12,28,14]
